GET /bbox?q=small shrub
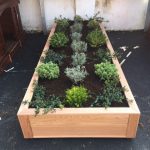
[50,32,69,48]
[65,66,88,84]
[72,52,86,66]
[36,62,60,80]
[44,50,65,65]
[94,62,119,82]
[70,23,83,33]
[71,40,87,53]
[91,84,124,108]
[88,11,104,22]
[43,95,64,114]
[74,15,83,23]
[96,49,122,62]
[55,17,69,32]
[87,19,99,30]
[86,29,106,47]
[71,32,82,41]
[33,85,46,101]
[24,85,64,114]
[65,86,89,107]
[96,48,112,62]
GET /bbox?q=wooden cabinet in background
[0,0,24,73]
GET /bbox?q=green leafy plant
[86,29,106,47]
[44,50,65,65]
[65,66,88,84]
[50,32,69,48]
[65,86,89,107]
[42,95,64,114]
[94,62,119,83]
[71,32,82,41]
[70,23,83,33]
[71,40,87,53]
[36,62,60,80]
[96,49,122,62]
[72,52,86,66]
[87,19,99,30]
[91,84,124,108]
[96,48,112,62]
[87,11,104,22]
[23,85,63,115]
[33,85,46,101]
[55,17,69,32]
[74,15,83,23]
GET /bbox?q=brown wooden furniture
[0,0,24,73]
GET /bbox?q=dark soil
[37,21,128,107]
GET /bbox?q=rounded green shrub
[87,19,99,30]
[36,62,60,80]
[94,62,119,82]
[86,29,106,47]
[50,32,69,48]
[55,17,69,32]
[65,86,89,107]
[74,15,83,23]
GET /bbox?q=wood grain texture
[18,115,33,138]
[29,114,129,138]
[126,114,140,138]
[100,23,140,113]
[17,23,140,138]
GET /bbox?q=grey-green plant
[86,29,106,47]
[94,62,119,83]
[96,48,121,62]
[65,86,89,107]
[72,52,86,66]
[71,40,87,53]
[74,15,83,23]
[96,48,112,62]
[36,62,60,80]
[44,50,65,65]
[65,66,88,84]
[71,32,82,41]
[70,23,83,33]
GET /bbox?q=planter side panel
[18,115,33,138]
[126,114,140,138]
[28,114,129,138]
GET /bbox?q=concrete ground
[0,31,150,150]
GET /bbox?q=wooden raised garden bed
[17,20,140,139]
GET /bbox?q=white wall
[95,0,149,30]
[44,0,75,30]
[19,0,42,31]
[19,0,149,31]
[76,0,96,19]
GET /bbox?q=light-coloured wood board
[100,23,140,114]
[126,114,140,138]
[17,22,140,138]
[18,115,33,138]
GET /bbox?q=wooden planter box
[17,23,140,139]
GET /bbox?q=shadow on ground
[0,31,150,150]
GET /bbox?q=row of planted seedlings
[25,15,128,114]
